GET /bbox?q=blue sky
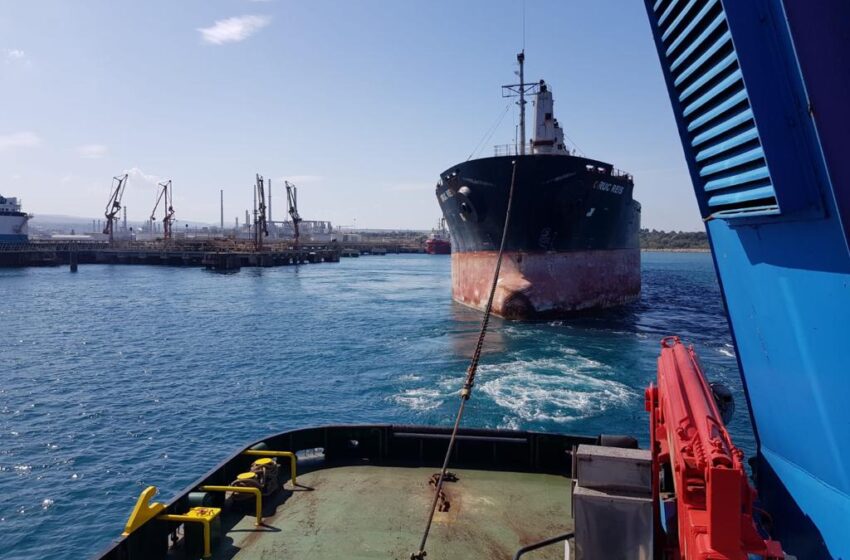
[0,0,702,231]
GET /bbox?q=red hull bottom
[451,249,641,319]
[425,240,451,255]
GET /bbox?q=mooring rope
[411,160,519,560]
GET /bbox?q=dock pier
[0,235,438,269]
[0,241,340,270]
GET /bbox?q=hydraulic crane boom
[646,337,783,559]
[151,180,175,240]
[285,181,302,247]
[103,173,129,243]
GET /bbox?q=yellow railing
[121,450,299,558]
[242,450,297,485]
[199,485,263,526]
[158,507,221,559]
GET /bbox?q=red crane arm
[646,337,783,559]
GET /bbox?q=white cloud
[198,15,270,45]
[0,131,41,151]
[124,167,167,191]
[77,144,108,159]
[6,49,25,60]
[4,49,30,67]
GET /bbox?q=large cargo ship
[0,194,29,243]
[436,55,641,319]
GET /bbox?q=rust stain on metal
[452,249,640,319]
[429,471,458,512]
[428,472,461,524]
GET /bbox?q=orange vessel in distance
[425,218,451,255]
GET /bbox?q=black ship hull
[437,154,641,318]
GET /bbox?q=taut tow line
[411,159,519,560]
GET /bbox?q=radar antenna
[103,173,129,243]
[151,180,175,240]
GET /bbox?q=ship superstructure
[437,54,641,319]
[0,195,30,243]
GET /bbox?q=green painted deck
[210,465,574,560]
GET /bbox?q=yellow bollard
[242,450,298,486]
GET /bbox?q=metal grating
[651,0,780,219]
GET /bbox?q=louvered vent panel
[652,0,780,218]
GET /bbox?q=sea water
[0,252,748,559]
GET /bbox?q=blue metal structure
[643,1,850,558]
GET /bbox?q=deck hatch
[651,0,779,219]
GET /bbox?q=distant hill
[640,228,709,250]
[30,214,95,226]
[30,214,212,232]
[28,214,100,234]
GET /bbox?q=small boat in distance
[0,194,30,243]
[425,218,451,254]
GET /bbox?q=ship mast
[502,50,538,156]
[518,51,526,155]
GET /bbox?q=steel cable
[411,159,519,560]
[466,103,512,161]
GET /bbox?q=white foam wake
[478,356,635,423]
[392,387,442,411]
[718,344,736,358]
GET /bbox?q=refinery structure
[0,171,439,268]
[80,172,333,245]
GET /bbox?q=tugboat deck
[207,465,572,560]
[98,425,596,560]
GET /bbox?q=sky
[0,0,703,231]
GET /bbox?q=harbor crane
[103,173,129,243]
[255,174,269,250]
[151,180,175,240]
[285,181,303,247]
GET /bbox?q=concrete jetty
[0,240,340,270]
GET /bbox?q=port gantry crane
[151,180,175,240]
[103,173,129,243]
[285,180,302,248]
[254,174,269,251]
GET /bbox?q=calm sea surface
[0,252,750,559]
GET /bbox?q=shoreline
[641,248,711,253]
